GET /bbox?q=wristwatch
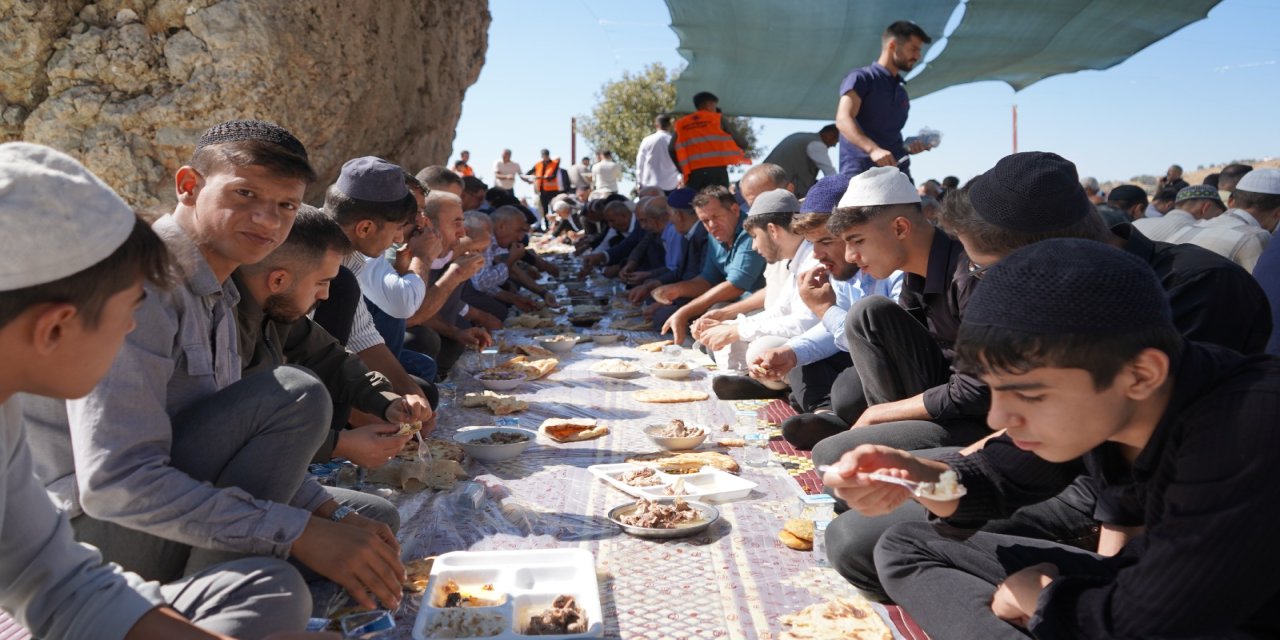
[330,504,356,522]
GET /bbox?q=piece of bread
[625,450,740,474]
[636,339,673,352]
[516,344,556,359]
[489,355,558,380]
[395,421,422,437]
[539,418,610,443]
[422,459,469,491]
[779,597,893,640]
[403,556,436,593]
[779,518,815,551]
[462,391,528,415]
[633,389,709,403]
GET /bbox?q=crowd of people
[2,15,1280,640]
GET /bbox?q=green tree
[577,62,758,179]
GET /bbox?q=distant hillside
[1103,158,1280,194]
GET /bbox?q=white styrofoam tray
[413,548,603,639]
[587,462,757,503]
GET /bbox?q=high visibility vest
[672,111,750,178]
[534,159,561,193]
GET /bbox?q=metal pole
[1012,104,1018,154]
[571,117,577,165]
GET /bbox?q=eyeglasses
[968,260,994,280]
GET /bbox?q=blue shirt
[1254,236,1280,357]
[838,62,910,179]
[660,222,682,273]
[700,215,767,294]
[788,270,904,366]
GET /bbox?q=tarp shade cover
[667,0,1220,120]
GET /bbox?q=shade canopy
[667,0,1220,119]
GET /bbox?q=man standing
[568,156,593,192]
[636,115,681,193]
[668,91,750,191]
[591,150,622,194]
[836,21,932,179]
[492,149,522,198]
[763,125,839,197]
[1157,163,1191,193]
[527,149,563,218]
[454,150,474,177]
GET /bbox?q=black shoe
[780,412,848,451]
[711,375,789,400]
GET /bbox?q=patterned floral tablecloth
[362,329,899,640]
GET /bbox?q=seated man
[699,189,818,380]
[1163,168,1280,272]
[579,199,644,276]
[1095,184,1148,227]
[460,210,541,319]
[1131,184,1225,242]
[617,196,678,285]
[655,186,768,344]
[234,205,429,468]
[0,142,317,639]
[826,238,1280,638]
[627,188,709,309]
[24,122,406,614]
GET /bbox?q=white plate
[413,548,603,639]
[587,463,757,503]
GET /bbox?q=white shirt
[635,130,680,190]
[591,160,621,193]
[1131,209,1196,243]
[356,255,425,319]
[735,241,821,341]
[1165,208,1272,272]
[493,160,522,189]
[805,140,837,177]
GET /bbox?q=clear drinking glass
[437,382,457,411]
[481,347,499,370]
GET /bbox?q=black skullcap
[196,119,308,159]
[969,151,1091,233]
[964,238,1172,335]
[1107,184,1149,206]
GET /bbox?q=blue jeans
[366,299,437,382]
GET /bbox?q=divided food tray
[413,548,603,639]
[587,463,757,502]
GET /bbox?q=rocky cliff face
[0,0,489,205]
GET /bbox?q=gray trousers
[158,557,312,639]
[71,366,399,635]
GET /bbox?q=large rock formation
[0,0,489,205]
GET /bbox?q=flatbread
[633,389,709,403]
[626,450,740,474]
[396,421,422,437]
[408,437,463,463]
[635,339,673,352]
[516,344,557,359]
[462,390,529,415]
[486,355,558,380]
[506,314,559,329]
[420,459,469,491]
[779,518,815,551]
[403,556,436,592]
[779,597,893,640]
[610,318,650,331]
[539,418,610,443]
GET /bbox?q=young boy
[824,238,1280,638]
[0,143,329,638]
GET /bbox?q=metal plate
[607,500,719,539]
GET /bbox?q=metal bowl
[607,499,719,539]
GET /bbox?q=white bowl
[591,333,622,345]
[643,423,709,451]
[534,335,580,353]
[453,427,534,462]
[474,371,526,391]
[645,361,695,380]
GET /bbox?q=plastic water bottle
[797,494,836,567]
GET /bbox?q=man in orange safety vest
[668,91,750,192]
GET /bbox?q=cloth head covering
[969,152,1091,233]
[196,119,308,159]
[838,167,920,208]
[667,187,697,210]
[747,189,801,216]
[335,156,408,202]
[1236,168,1280,195]
[0,142,136,290]
[1175,184,1223,206]
[962,238,1172,335]
[800,174,852,214]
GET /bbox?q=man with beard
[836,21,933,179]
[235,206,426,469]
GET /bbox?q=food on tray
[633,389,709,403]
[636,339,673,353]
[571,304,605,315]
[525,594,589,635]
[403,557,436,592]
[438,579,503,608]
[779,518,815,551]
[539,335,577,344]
[422,608,506,638]
[618,467,664,487]
[471,431,529,445]
[539,418,609,443]
[663,478,688,496]
[627,450,740,474]
[461,390,529,415]
[485,355,558,380]
[396,421,422,437]
[657,419,702,438]
[779,596,893,640]
[506,314,560,329]
[650,361,691,371]
[476,370,524,381]
[915,469,965,500]
[590,359,640,374]
[617,497,703,529]
[516,344,556,359]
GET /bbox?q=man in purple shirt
[836,21,932,179]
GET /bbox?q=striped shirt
[343,252,386,353]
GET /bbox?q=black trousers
[788,350,854,414]
[686,166,729,192]
[845,296,951,406]
[311,266,359,346]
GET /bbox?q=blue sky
[453,0,1279,201]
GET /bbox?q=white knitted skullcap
[837,166,921,208]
